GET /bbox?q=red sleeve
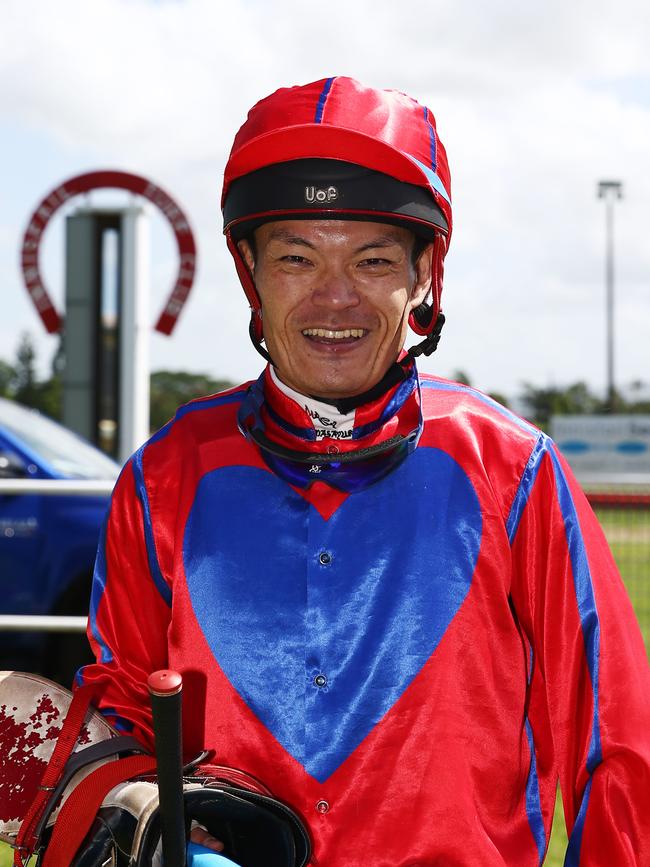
[75,452,172,751]
[510,437,650,865]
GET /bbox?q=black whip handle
[148,669,187,867]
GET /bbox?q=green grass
[0,846,34,866]
[545,789,568,865]
[1,510,647,866]
[599,507,650,657]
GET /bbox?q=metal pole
[597,181,623,414]
[605,196,615,412]
[0,479,115,496]
[0,615,88,633]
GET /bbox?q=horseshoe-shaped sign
[20,170,197,335]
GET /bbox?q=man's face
[238,220,432,400]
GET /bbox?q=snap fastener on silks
[315,799,330,814]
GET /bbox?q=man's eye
[360,257,391,267]
[281,254,310,264]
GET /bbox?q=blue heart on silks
[184,447,482,783]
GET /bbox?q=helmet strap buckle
[407,312,446,358]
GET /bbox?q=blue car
[0,397,119,683]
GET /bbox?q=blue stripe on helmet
[315,77,335,124]
[423,106,438,170]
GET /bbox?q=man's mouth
[302,328,366,340]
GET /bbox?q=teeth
[302,328,365,339]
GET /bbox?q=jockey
[76,77,650,865]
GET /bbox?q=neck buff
[237,359,423,492]
[269,368,356,441]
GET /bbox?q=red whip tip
[147,669,183,695]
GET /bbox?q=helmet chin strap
[406,311,445,358]
[249,316,273,363]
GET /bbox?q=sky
[1,0,649,403]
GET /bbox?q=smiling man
[78,77,650,866]
[237,220,431,400]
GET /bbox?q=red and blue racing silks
[77,366,650,866]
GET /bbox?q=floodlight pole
[597,180,623,413]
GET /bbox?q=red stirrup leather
[12,682,96,865]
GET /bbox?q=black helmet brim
[223,159,448,241]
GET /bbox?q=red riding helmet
[222,76,452,357]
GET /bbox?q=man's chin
[293,374,380,401]
[276,355,386,401]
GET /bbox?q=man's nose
[311,269,360,308]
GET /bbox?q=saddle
[0,671,311,866]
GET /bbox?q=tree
[519,381,606,430]
[1,333,63,419]
[625,380,650,414]
[33,375,62,420]
[0,361,15,398]
[447,370,510,408]
[37,334,64,420]
[12,333,39,407]
[450,369,472,386]
[149,370,234,432]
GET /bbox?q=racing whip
[148,669,188,866]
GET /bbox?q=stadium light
[597,180,623,413]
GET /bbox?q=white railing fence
[0,615,88,633]
[0,478,114,634]
[0,479,115,496]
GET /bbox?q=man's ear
[237,238,256,276]
[410,242,434,310]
